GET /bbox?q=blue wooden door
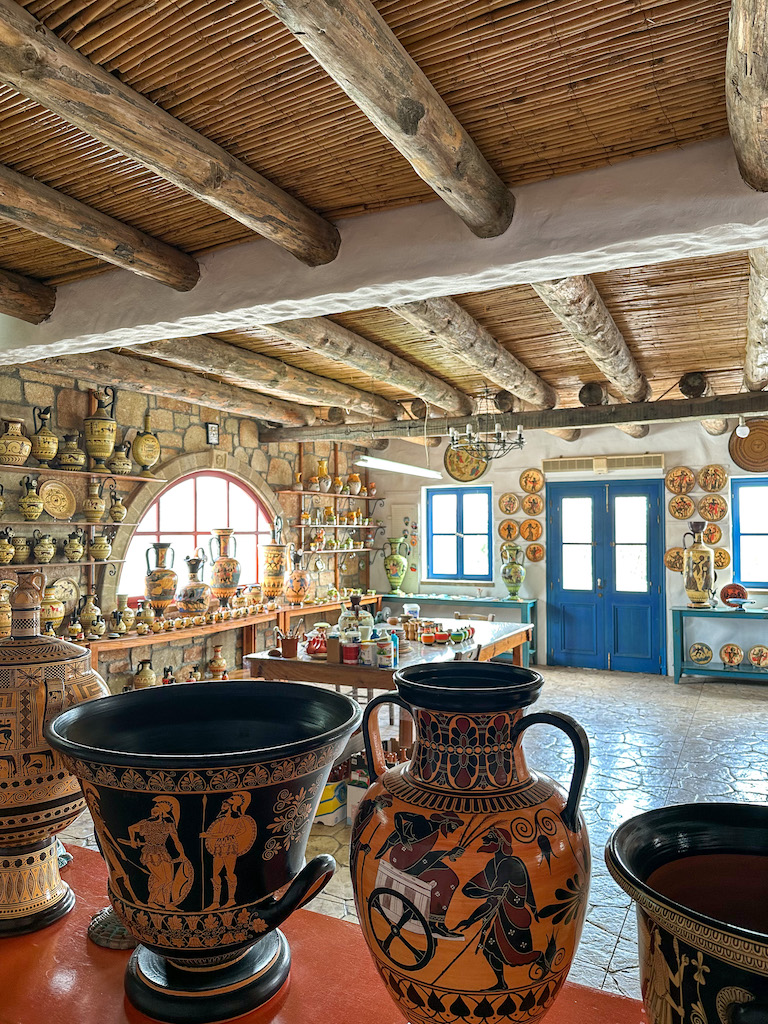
[547,480,665,673]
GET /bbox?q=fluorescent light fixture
[355,455,443,479]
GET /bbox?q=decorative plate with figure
[521,494,544,516]
[748,644,768,668]
[720,643,744,667]
[698,465,727,492]
[665,467,695,494]
[498,519,519,541]
[444,442,488,482]
[689,642,713,665]
[519,468,544,493]
[497,493,519,515]
[698,494,727,522]
[669,495,695,520]
[664,548,685,573]
[714,548,731,569]
[50,576,81,615]
[720,582,748,607]
[519,519,542,542]
[526,543,545,561]
[703,523,722,545]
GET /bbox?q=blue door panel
[561,603,599,655]
[611,604,652,659]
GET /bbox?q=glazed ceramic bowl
[46,681,362,1024]
[606,803,768,1024]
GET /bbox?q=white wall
[371,422,765,675]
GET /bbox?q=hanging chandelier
[448,391,526,461]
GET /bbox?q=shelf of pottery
[0,392,164,639]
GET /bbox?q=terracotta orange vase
[350,663,591,1024]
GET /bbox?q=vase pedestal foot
[0,838,75,936]
[125,929,290,1024]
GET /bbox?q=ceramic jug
[260,517,285,602]
[40,585,65,632]
[383,535,408,595]
[56,433,87,471]
[0,586,11,637]
[89,533,112,562]
[83,386,117,472]
[116,594,135,630]
[133,659,157,688]
[78,591,101,634]
[30,406,59,467]
[18,476,44,522]
[32,530,56,564]
[283,548,310,606]
[209,529,241,608]
[63,528,85,563]
[351,662,591,1024]
[136,599,155,628]
[90,615,107,638]
[11,534,30,565]
[317,458,332,492]
[177,549,212,615]
[0,527,14,565]
[0,418,31,466]
[106,440,132,475]
[111,610,127,635]
[347,472,362,495]
[208,644,227,680]
[683,519,715,609]
[338,593,374,640]
[132,412,161,478]
[145,542,177,618]
[107,483,128,523]
[82,479,106,524]
[501,542,526,600]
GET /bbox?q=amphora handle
[510,711,590,833]
[363,692,412,780]
[258,853,336,932]
[682,531,695,549]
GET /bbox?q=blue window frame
[732,478,768,588]
[425,486,492,581]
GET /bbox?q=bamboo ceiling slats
[0,0,733,282]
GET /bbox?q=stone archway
[104,448,279,610]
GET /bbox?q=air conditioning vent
[542,454,665,475]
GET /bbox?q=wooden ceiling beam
[0,0,339,267]
[726,0,768,191]
[744,248,768,391]
[0,266,55,324]
[258,0,513,238]
[531,276,651,403]
[35,350,316,426]
[264,317,474,417]
[579,383,649,438]
[128,336,401,420]
[678,372,728,436]
[0,163,199,291]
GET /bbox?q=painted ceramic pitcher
[209,529,241,608]
[383,535,408,595]
[351,662,591,1024]
[283,548,310,606]
[682,520,714,609]
[261,517,286,601]
[177,548,213,615]
[144,542,178,618]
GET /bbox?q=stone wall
[0,366,372,692]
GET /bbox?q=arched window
[119,472,273,598]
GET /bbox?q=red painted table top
[0,845,646,1024]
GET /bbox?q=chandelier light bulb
[736,416,750,439]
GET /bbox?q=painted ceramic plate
[720,643,744,667]
[498,492,520,515]
[664,547,685,573]
[444,442,488,482]
[498,519,519,541]
[698,494,728,522]
[50,576,80,615]
[714,548,731,570]
[39,479,76,520]
[520,519,543,542]
[729,418,768,472]
[521,494,544,516]
[688,642,713,665]
[669,495,695,520]
[748,644,768,668]
[526,543,545,562]
[665,467,695,494]
[703,523,722,546]
[520,469,544,493]
[720,583,748,607]
[698,465,727,492]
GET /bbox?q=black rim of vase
[394,662,544,712]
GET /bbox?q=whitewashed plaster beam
[744,247,768,391]
[1,139,768,361]
[726,0,768,191]
[677,372,729,435]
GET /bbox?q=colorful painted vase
[177,549,213,615]
[208,644,227,680]
[682,520,714,609]
[30,406,59,467]
[83,386,117,472]
[0,418,31,466]
[283,549,310,606]
[351,662,590,1024]
[0,568,109,935]
[501,542,526,600]
[209,529,241,609]
[383,536,408,595]
[144,542,178,619]
[46,681,362,1022]
[260,517,285,602]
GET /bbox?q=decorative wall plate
[697,465,727,492]
[664,547,685,573]
[498,519,519,541]
[444,442,488,482]
[720,583,748,608]
[519,468,544,493]
[526,543,545,562]
[665,467,695,494]
[748,644,768,668]
[39,479,76,520]
[50,576,80,615]
[713,548,731,570]
[497,492,519,515]
[689,642,713,665]
[729,418,768,473]
[720,643,744,667]
[703,523,722,545]
[519,518,542,542]
[669,495,695,520]
[698,494,728,522]
[521,493,544,516]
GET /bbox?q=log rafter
[0,0,339,267]
[578,383,649,438]
[259,0,514,238]
[0,162,199,291]
[678,372,728,436]
[744,247,768,392]
[263,317,474,417]
[0,265,56,324]
[128,337,402,420]
[726,0,768,191]
[37,350,316,426]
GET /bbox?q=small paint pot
[342,642,361,665]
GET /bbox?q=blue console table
[672,606,768,684]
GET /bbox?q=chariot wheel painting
[367,887,436,971]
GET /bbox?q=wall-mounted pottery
[668,495,695,520]
[702,522,721,545]
[497,492,519,515]
[521,493,544,516]
[664,466,695,494]
[713,548,730,569]
[498,519,519,541]
[729,417,768,472]
[697,464,726,491]
[519,468,544,493]
[663,548,684,573]
[698,494,727,521]
[444,443,488,482]
[720,643,743,666]
[520,518,542,542]
[526,543,545,561]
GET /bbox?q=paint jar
[376,637,395,669]
[360,640,377,666]
[342,642,361,665]
[280,636,299,659]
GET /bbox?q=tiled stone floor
[60,665,768,999]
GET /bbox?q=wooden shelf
[306,547,371,555]
[275,489,378,500]
[0,559,126,570]
[0,466,166,483]
[86,611,278,654]
[295,523,375,530]
[0,519,138,527]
